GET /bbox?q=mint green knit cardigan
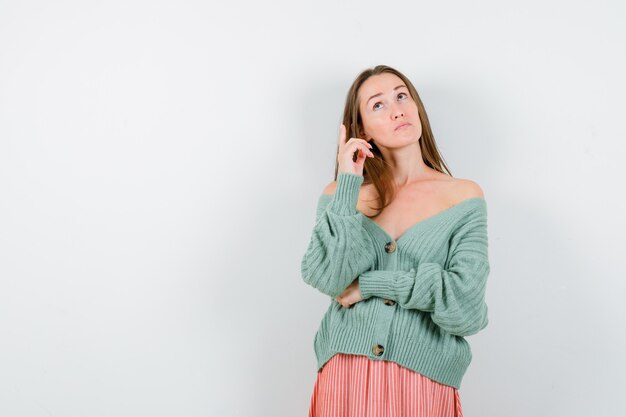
[300,172,490,389]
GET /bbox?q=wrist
[328,172,363,215]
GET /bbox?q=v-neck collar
[359,197,485,243]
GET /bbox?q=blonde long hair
[334,65,453,217]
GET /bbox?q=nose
[391,103,404,119]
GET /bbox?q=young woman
[301,65,490,417]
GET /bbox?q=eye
[372,92,409,110]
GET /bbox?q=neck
[377,142,434,186]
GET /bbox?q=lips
[395,123,411,131]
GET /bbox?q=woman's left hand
[335,278,363,308]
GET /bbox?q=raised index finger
[338,124,346,150]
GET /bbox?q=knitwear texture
[300,172,490,389]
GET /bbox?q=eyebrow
[366,84,407,105]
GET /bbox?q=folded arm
[358,210,490,337]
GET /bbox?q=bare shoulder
[450,178,485,201]
[321,178,374,209]
[322,180,337,196]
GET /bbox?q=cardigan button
[384,242,396,253]
[383,299,396,306]
[372,344,384,356]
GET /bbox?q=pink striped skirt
[308,353,463,417]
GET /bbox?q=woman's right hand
[337,124,374,177]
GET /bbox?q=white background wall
[1,0,624,416]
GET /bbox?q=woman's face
[357,72,422,149]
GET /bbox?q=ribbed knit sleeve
[358,207,490,337]
[300,172,376,298]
